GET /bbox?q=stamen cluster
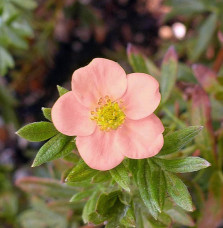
[91,96,125,131]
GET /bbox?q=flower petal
[72,58,127,108]
[52,91,96,136]
[121,73,161,120]
[76,128,125,171]
[116,114,164,159]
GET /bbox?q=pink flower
[52,58,164,171]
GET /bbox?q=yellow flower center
[90,96,125,131]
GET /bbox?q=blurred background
[1,0,223,227]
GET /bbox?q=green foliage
[92,171,111,183]
[66,159,99,183]
[32,134,76,167]
[147,159,166,210]
[166,0,206,16]
[96,191,120,216]
[190,13,217,61]
[16,101,209,226]
[164,171,193,211]
[15,87,76,169]
[153,157,210,173]
[10,0,37,10]
[87,191,129,227]
[158,126,203,156]
[137,160,160,219]
[42,108,52,121]
[178,63,197,83]
[69,190,94,202]
[0,47,14,75]
[14,38,221,227]
[160,46,178,104]
[135,155,201,220]
[127,43,160,78]
[57,85,69,96]
[16,122,58,142]
[165,0,220,63]
[120,206,136,227]
[82,191,99,223]
[0,0,36,75]
[110,162,130,192]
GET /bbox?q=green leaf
[145,160,162,212]
[157,212,172,226]
[166,0,205,17]
[92,171,111,183]
[89,199,127,227]
[82,191,99,223]
[147,211,172,227]
[164,171,193,211]
[0,46,15,76]
[128,159,139,183]
[63,153,79,163]
[178,63,197,83]
[153,157,210,173]
[96,191,120,216]
[57,85,69,96]
[134,204,145,228]
[69,190,94,202]
[88,211,107,225]
[1,2,19,23]
[160,46,178,104]
[10,0,37,10]
[118,192,131,206]
[42,107,52,121]
[120,206,136,227]
[110,162,130,192]
[4,26,28,49]
[147,159,166,210]
[104,200,127,228]
[32,134,75,167]
[127,43,160,78]
[128,53,150,74]
[144,57,160,79]
[158,126,203,156]
[16,122,58,142]
[191,13,217,61]
[137,160,159,219]
[66,159,99,182]
[12,20,34,37]
[87,192,128,226]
